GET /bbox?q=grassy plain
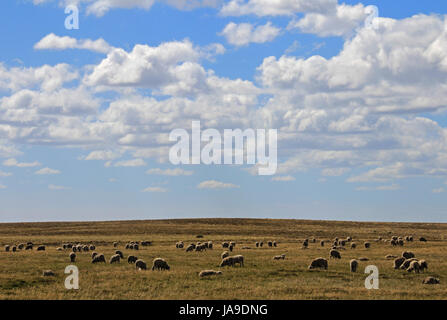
[0,218,446,299]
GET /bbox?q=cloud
[432,187,445,194]
[48,184,70,190]
[0,171,12,177]
[321,168,350,177]
[0,184,6,189]
[356,184,400,191]
[142,186,168,192]
[197,180,240,189]
[113,159,147,167]
[220,0,337,17]
[35,167,61,175]
[3,158,41,168]
[83,150,122,161]
[34,33,113,53]
[146,168,193,176]
[271,175,295,182]
[219,22,281,46]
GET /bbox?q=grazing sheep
[12,246,17,252]
[400,258,419,270]
[402,251,415,259]
[340,240,346,247]
[135,259,147,270]
[398,239,404,246]
[186,244,195,252]
[268,241,273,247]
[351,243,356,249]
[422,276,439,285]
[392,236,398,241]
[89,245,95,251]
[82,245,89,252]
[350,259,358,272]
[241,246,251,250]
[228,244,233,252]
[302,240,308,249]
[390,239,398,246]
[37,245,45,251]
[4,245,9,252]
[364,242,370,249]
[230,242,236,248]
[72,246,77,253]
[114,250,123,259]
[208,241,213,249]
[92,254,105,263]
[91,252,97,259]
[56,247,63,251]
[273,254,286,260]
[113,242,118,247]
[409,236,414,242]
[199,270,222,278]
[69,252,76,262]
[407,260,420,273]
[25,244,33,250]
[259,241,264,247]
[255,242,259,248]
[134,244,139,250]
[222,242,229,248]
[109,254,121,264]
[320,240,325,247]
[419,260,428,272]
[358,257,369,261]
[273,241,277,247]
[42,270,55,277]
[176,241,184,249]
[394,257,406,269]
[125,244,130,249]
[347,236,352,242]
[221,251,229,259]
[330,249,341,259]
[152,258,170,271]
[308,257,328,270]
[128,255,138,264]
[141,241,152,246]
[18,243,24,250]
[220,255,244,267]
[129,244,135,250]
[419,237,427,242]
[232,255,244,267]
[386,254,398,260]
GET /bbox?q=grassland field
[0,218,446,300]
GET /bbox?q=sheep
[56,247,63,251]
[358,257,369,261]
[18,243,24,250]
[222,242,229,248]
[394,257,406,269]
[351,243,356,249]
[89,245,95,251]
[127,255,138,264]
[350,259,358,272]
[268,241,273,247]
[255,242,259,248]
[113,242,118,247]
[134,244,139,250]
[42,270,55,277]
[273,241,277,247]
[364,242,370,249]
[92,254,105,263]
[241,246,251,250]
[175,242,184,249]
[407,260,420,273]
[186,244,195,252]
[36,245,45,251]
[302,240,308,249]
[400,258,419,270]
[69,252,76,262]
[340,240,346,247]
[129,244,135,250]
[391,236,398,241]
[230,242,236,248]
[422,276,439,285]
[82,245,89,252]
[12,246,16,252]
[408,236,414,242]
[390,239,398,246]
[208,241,213,249]
[273,254,286,260]
[25,244,33,250]
[259,241,264,247]
[320,240,325,247]
[419,237,427,242]
[398,239,404,246]
[125,244,130,249]
[4,245,9,252]
[419,260,428,272]
[221,251,229,259]
[109,254,121,264]
[91,252,98,259]
[199,270,223,278]
[229,255,244,267]
[346,236,352,242]
[72,246,77,253]
[115,250,124,259]
[141,241,152,246]
[152,258,170,271]
[135,259,147,270]
[402,251,415,259]
[330,249,341,259]
[386,254,398,260]
[308,257,328,270]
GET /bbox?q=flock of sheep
[2,234,440,285]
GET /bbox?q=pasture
[0,218,446,300]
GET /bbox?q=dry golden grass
[0,218,446,300]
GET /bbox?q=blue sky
[0,0,447,222]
